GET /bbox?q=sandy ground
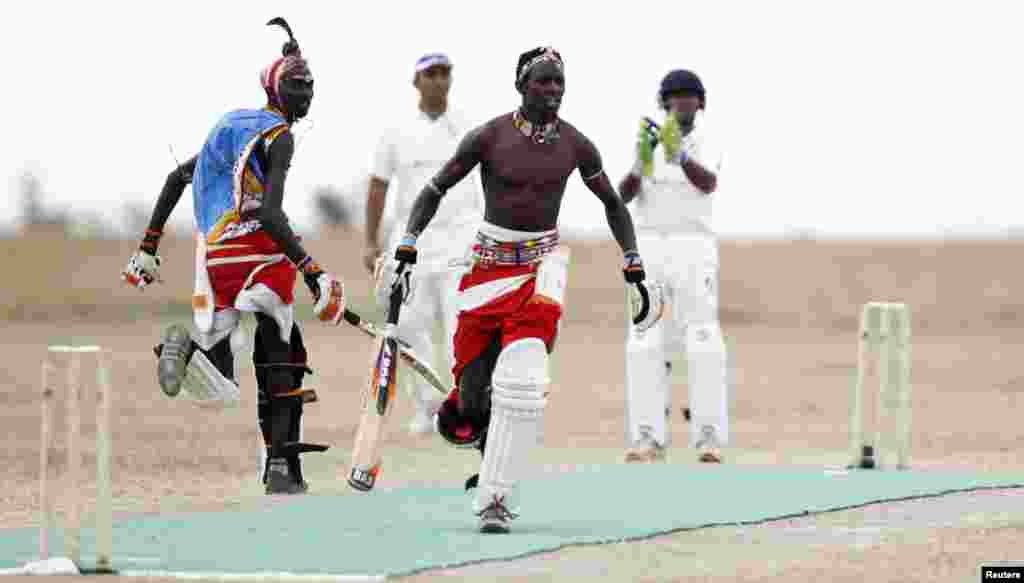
[2,231,1023,581]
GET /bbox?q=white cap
[415,53,452,73]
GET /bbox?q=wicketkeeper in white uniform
[618,69,729,463]
[363,52,484,435]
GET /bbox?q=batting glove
[121,229,164,290]
[299,256,345,325]
[390,234,419,305]
[624,251,664,332]
[121,249,162,290]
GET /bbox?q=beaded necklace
[512,109,560,144]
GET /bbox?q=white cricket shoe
[696,424,724,463]
[624,438,667,463]
[477,495,518,534]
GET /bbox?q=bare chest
[485,126,578,185]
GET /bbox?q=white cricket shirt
[371,109,484,256]
[633,111,724,236]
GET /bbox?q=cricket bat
[341,309,447,396]
[348,266,408,492]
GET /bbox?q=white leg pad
[229,316,251,357]
[195,308,240,352]
[475,338,549,514]
[181,348,241,408]
[686,321,729,446]
[235,283,294,343]
[625,317,673,447]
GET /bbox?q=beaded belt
[472,231,559,267]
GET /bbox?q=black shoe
[265,458,306,495]
[157,324,193,397]
[288,455,310,493]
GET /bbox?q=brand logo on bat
[375,341,396,415]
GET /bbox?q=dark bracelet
[395,244,418,264]
[140,229,163,253]
[297,255,322,275]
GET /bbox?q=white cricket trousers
[625,231,729,448]
[395,266,461,410]
[383,223,477,411]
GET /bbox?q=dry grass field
[2,229,1022,581]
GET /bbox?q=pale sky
[4,1,1023,238]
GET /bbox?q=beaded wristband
[140,228,163,253]
[400,232,419,247]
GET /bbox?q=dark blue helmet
[659,69,705,110]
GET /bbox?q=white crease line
[119,570,387,582]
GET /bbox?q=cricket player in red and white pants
[364,52,484,436]
[121,23,344,495]
[619,69,730,463]
[393,46,658,534]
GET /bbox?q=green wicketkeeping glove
[637,118,658,177]
[659,112,683,163]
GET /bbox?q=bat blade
[395,347,447,395]
[342,308,448,394]
[348,330,400,492]
[348,265,411,492]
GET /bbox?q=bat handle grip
[386,263,408,325]
[342,309,361,327]
[386,289,403,325]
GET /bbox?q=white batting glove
[121,250,162,290]
[312,273,345,325]
[628,280,665,333]
[375,261,415,307]
[388,262,415,306]
[623,251,664,333]
[393,240,418,305]
[300,256,345,325]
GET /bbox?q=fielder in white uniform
[363,53,484,435]
[618,69,729,463]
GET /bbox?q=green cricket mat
[2,464,1022,579]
